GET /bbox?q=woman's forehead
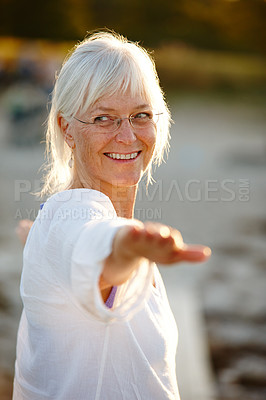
[88,91,151,114]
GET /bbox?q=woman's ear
[57,114,75,149]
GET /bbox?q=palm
[119,222,211,265]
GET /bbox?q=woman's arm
[16,219,34,246]
[17,218,210,303]
[102,221,211,287]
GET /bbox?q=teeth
[106,152,139,160]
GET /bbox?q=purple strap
[105,286,117,309]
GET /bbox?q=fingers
[172,244,212,263]
[121,222,211,265]
[137,222,183,246]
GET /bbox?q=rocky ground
[202,235,266,400]
[0,89,265,399]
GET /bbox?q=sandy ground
[0,92,265,399]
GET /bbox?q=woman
[13,31,211,400]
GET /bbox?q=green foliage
[0,0,265,54]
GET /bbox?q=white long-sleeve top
[13,189,179,400]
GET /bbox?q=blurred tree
[0,0,265,54]
[64,0,95,39]
[177,0,266,54]
[0,0,74,39]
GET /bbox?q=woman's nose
[115,119,137,144]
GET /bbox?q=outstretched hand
[103,221,211,286]
[120,222,211,264]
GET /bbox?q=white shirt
[13,189,179,400]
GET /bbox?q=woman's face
[68,90,156,193]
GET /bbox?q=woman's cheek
[147,131,157,154]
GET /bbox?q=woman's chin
[107,174,143,188]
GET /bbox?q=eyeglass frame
[73,111,163,133]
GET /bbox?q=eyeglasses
[73,111,163,133]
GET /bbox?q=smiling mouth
[104,151,141,160]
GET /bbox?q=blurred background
[0,1,266,399]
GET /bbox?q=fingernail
[159,226,171,238]
[203,247,212,257]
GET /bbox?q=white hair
[40,31,171,197]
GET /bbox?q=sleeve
[71,218,153,322]
[38,194,153,322]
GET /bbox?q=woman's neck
[109,186,137,218]
[71,176,137,219]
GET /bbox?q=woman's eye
[134,112,152,120]
[93,115,110,123]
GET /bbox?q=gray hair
[40,31,171,197]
